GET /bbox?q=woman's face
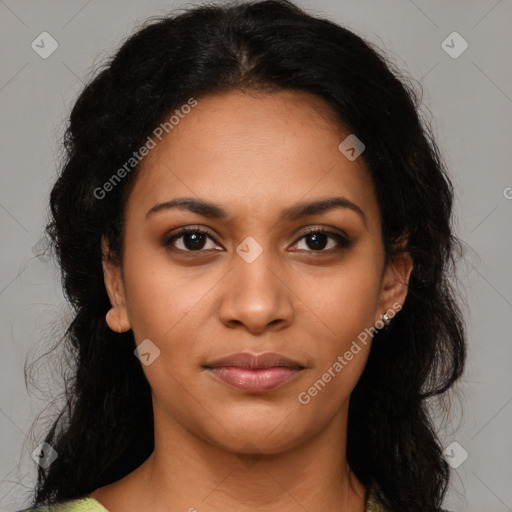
[103,89,411,455]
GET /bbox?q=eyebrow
[145,196,366,225]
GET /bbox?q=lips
[205,352,304,370]
[204,352,305,392]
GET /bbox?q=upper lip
[204,352,305,369]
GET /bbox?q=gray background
[0,0,511,511]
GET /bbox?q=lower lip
[207,366,303,392]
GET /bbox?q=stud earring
[382,313,390,325]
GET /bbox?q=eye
[163,227,222,252]
[292,228,352,253]
[163,226,352,254]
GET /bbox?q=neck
[92,402,367,512]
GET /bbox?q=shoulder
[15,497,110,512]
[365,487,452,512]
[365,486,384,512]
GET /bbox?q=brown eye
[293,229,352,253]
[164,228,222,252]
[163,227,352,254]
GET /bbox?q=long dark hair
[25,1,466,510]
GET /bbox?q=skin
[93,89,413,512]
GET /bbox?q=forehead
[127,89,379,227]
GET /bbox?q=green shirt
[21,491,383,511]
[19,498,108,512]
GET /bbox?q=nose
[217,247,294,334]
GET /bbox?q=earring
[118,323,122,333]
[382,313,390,325]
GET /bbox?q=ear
[101,236,130,332]
[375,247,413,325]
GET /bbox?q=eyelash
[163,227,352,254]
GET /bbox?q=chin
[203,416,309,456]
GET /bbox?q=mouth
[203,352,305,392]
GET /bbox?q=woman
[19,0,465,511]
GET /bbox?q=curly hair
[26,1,466,510]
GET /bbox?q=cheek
[299,258,382,344]
[292,253,382,399]
[121,245,202,346]
[294,273,378,416]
